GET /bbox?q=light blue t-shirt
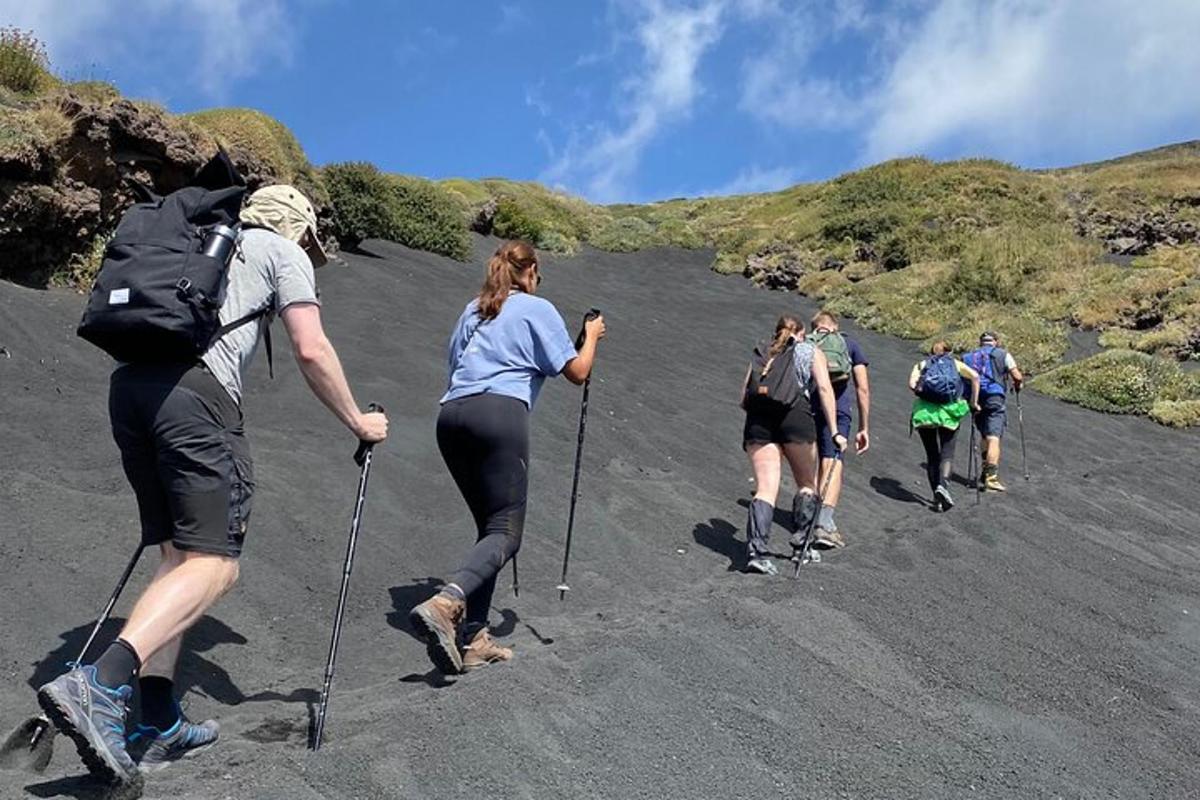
[441,293,577,408]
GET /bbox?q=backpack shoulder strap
[214,306,274,378]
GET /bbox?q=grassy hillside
[2,29,1197,424]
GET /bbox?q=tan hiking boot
[982,466,1007,492]
[409,593,465,674]
[461,628,513,672]
[814,526,845,548]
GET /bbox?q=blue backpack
[965,346,1008,396]
[916,353,962,404]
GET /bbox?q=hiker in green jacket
[909,341,980,511]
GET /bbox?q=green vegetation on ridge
[3,29,1198,426]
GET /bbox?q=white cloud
[735,0,1200,166]
[862,0,1200,164]
[0,0,300,99]
[694,164,803,197]
[543,0,725,202]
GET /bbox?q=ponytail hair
[478,240,538,320]
[768,315,803,357]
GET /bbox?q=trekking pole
[2,544,145,772]
[511,555,520,598]
[793,451,842,578]
[557,309,602,601]
[967,420,980,506]
[313,403,382,752]
[1016,387,1030,480]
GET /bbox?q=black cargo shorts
[109,363,253,558]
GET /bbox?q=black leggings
[437,393,529,630]
[917,426,959,493]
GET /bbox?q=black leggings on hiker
[917,425,958,493]
[437,393,529,633]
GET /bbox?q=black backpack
[77,183,267,364]
[746,339,803,410]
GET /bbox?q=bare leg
[783,441,818,494]
[746,443,783,505]
[984,435,1001,467]
[119,545,239,665]
[137,544,187,680]
[817,457,844,507]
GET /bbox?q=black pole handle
[574,308,602,350]
[353,402,384,466]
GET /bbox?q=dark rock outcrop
[0,93,332,287]
[1075,200,1200,256]
[471,198,497,235]
[743,243,814,291]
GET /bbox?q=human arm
[908,362,921,393]
[852,363,870,453]
[561,314,606,385]
[281,303,388,441]
[812,348,847,452]
[1005,352,1024,390]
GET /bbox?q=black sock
[92,638,140,690]
[138,676,180,731]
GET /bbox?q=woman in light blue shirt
[410,240,605,674]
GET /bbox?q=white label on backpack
[108,288,130,305]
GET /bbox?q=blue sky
[6,0,1199,203]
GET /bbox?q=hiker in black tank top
[739,315,845,575]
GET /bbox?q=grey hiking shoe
[37,665,137,783]
[746,556,779,575]
[935,485,955,510]
[127,714,219,772]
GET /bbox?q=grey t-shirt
[200,227,320,404]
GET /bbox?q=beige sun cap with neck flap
[240,184,328,268]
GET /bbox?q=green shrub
[323,162,397,249]
[0,28,54,95]
[1149,399,1200,428]
[386,175,472,261]
[1035,350,1200,416]
[50,230,110,290]
[492,197,544,244]
[536,229,579,255]
[322,163,470,259]
[591,216,659,252]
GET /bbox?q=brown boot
[461,628,513,672]
[409,592,465,674]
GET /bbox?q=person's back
[805,311,871,550]
[200,226,318,403]
[965,332,1024,491]
[443,292,576,409]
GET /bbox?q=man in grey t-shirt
[39,185,388,783]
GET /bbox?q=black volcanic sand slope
[2,238,1198,799]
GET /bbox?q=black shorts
[975,394,1007,438]
[109,363,253,558]
[743,398,817,448]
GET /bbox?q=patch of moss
[185,108,327,206]
[1149,399,1200,428]
[1035,350,1200,416]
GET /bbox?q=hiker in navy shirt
[807,310,870,549]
